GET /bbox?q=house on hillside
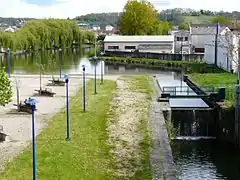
[92,25,100,31]
[103,35,174,53]
[204,27,239,72]
[190,24,227,54]
[3,26,15,32]
[105,25,114,31]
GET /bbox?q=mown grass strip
[0,80,116,180]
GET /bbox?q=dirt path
[107,77,150,178]
[0,76,84,172]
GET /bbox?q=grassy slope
[189,73,236,104]
[183,15,214,24]
[0,80,116,180]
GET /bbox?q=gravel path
[0,76,84,172]
[148,77,177,180]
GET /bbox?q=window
[185,37,188,41]
[108,46,119,49]
[125,46,136,50]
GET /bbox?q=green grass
[189,73,237,104]
[183,15,214,24]
[124,75,153,179]
[0,80,117,180]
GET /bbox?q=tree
[119,0,170,35]
[179,22,189,30]
[212,16,231,25]
[0,68,12,106]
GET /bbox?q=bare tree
[14,78,21,111]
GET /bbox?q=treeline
[75,8,240,28]
[0,19,96,52]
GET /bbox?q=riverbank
[0,76,85,173]
[189,73,236,107]
[0,75,161,180]
[103,56,225,73]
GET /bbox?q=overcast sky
[0,0,239,18]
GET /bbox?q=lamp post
[64,74,70,141]
[26,97,39,180]
[82,65,86,112]
[93,56,97,94]
[7,48,10,78]
[100,52,104,84]
[59,48,62,79]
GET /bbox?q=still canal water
[1,49,240,179]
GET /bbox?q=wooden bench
[34,88,56,97]
[13,100,37,114]
[48,76,65,86]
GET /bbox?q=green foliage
[189,73,236,104]
[178,22,189,30]
[212,16,231,25]
[103,57,225,73]
[119,0,170,35]
[0,68,12,106]
[0,19,95,51]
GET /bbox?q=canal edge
[148,76,177,180]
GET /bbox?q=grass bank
[103,56,224,73]
[0,80,117,180]
[107,75,152,179]
[189,73,237,106]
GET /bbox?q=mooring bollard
[26,97,38,180]
[82,65,86,112]
[64,74,70,141]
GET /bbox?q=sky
[0,0,239,18]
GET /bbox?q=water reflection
[172,140,240,180]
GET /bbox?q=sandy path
[0,76,84,172]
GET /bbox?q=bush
[0,68,12,106]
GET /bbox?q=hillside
[75,9,240,28]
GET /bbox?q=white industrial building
[103,35,175,53]
[204,28,239,72]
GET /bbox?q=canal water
[1,49,240,179]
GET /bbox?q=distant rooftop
[104,35,174,43]
[190,24,227,35]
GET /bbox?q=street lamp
[93,56,97,94]
[64,74,70,141]
[7,48,10,78]
[25,97,39,180]
[59,48,62,79]
[100,52,104,84]
[82,65,86,112]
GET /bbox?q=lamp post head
[82,65,85,72]
[7,48,10,54]
[25,97,39,110]
[64,74,69,83]
[59,48,62,52]
[93,56,97,61]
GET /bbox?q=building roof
[104,35,174,43]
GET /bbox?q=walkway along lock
[25,97,39,180]
[7,48,10,78]
[64,74,70,141]
[82,65,86,112]
[100,52,104,84]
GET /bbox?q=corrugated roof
[104,35,174,42]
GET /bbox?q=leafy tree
[179,22,189,30]
[212,16,231,25]
[119,0,170,35]
[0,68,12,106]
